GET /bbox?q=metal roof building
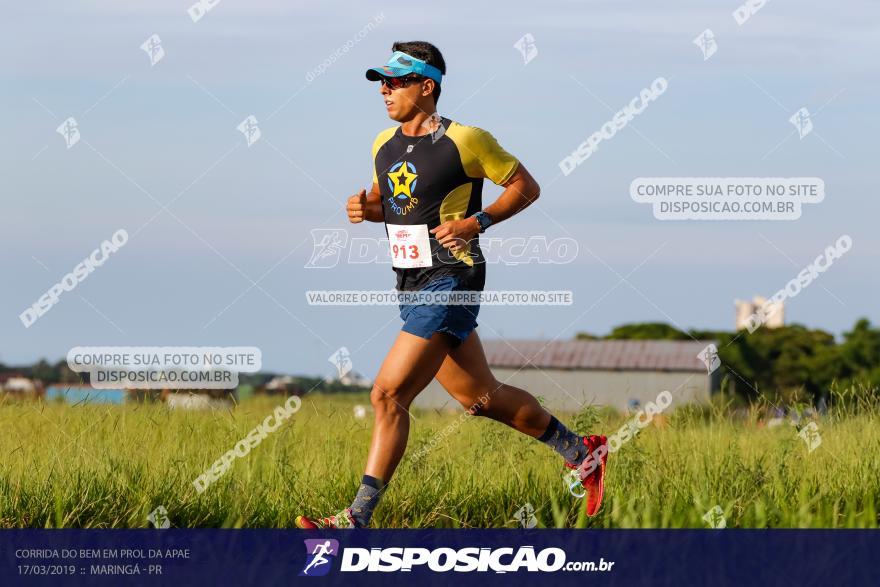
[413,339,719,413]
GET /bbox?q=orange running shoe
[564,434,608,517]
[295,508,359,529]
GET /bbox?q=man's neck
[400,109,439,137]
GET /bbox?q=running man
[296,41,607,529]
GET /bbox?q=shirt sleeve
[450,125,520,185]
[371,127,397,184]
[371,142,379,185]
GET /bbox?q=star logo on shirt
[389,161,418,199]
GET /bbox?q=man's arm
[346,183,384,223]
[482,163,540,226]
[364,183,384,222]
[431,163,540,251]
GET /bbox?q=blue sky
[2,1,878,377]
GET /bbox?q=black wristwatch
[473,211,493,233]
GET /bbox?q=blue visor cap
[365,51,442,85]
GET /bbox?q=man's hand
[347,189,367,224]
[430,218,480,253]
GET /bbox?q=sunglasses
[378,75,423,90]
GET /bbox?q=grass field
[1,393,878,529]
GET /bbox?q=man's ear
[422,78,435,99]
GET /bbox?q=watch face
[477,213,490,231]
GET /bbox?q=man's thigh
[373,330,454,405]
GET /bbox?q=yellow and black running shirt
[371,117,519,291]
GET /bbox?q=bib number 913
[392,244,420,260]
[386,223,432,269]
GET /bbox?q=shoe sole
[584,435,607,517]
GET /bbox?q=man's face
[380,76,432,121]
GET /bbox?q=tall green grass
[0,393,877,528]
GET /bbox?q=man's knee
[370,381,411,415]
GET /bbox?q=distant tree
[838,318,880,390]
[604,322,690,340]
[715,324,842,403]
[688,329,731,340]
[55,359,82,384]
[31,359,57,383]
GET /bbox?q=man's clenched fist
[347,189,367,223]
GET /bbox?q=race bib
[387,223,432,269]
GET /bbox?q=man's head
[365,41,446,122]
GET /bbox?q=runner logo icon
[300,539,339,577]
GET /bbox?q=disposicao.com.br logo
[300,542,614,575]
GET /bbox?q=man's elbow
[528,179,541,203]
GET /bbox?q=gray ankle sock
[349,475,385,527]
[538,416,586,466]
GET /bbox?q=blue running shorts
[398,275,479,346]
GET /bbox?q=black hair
[391,40,445,104]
